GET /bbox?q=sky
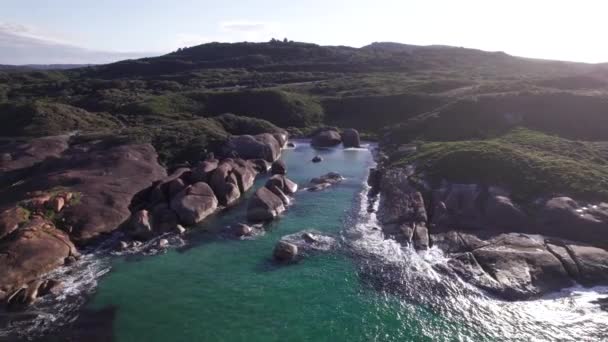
[1,0,607,64]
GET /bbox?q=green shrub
[0,101,121,137]
[211,113,282,135]
[192,89,323,127]
[395,128,608,201]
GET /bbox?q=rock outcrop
[342,128,361,148]
[375,165,608,299]
[0,217,78,303]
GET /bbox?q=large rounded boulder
[223,134,281,162]
[170,182,219,225]
[342,128,361,148]
[247,187,286,222]
[273,241,298,262]
[311,130,342,148]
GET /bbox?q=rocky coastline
[369,155,608,300]
[0,127,360,314]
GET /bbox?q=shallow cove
[20,140,608,342]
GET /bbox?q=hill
[2,40,608,200]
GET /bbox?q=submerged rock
[232,223,253,237]
[312,155,323,163]
[158,239,169,248]
[271,160,287,175]
[273,241,298,262]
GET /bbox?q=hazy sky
[1,0,606,64]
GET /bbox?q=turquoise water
[6,141,608,341]
[83,143,467,341]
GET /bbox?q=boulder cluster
[310,128,360,148]
[247,165,298,222]
[0,136,166,309]
[128,133,289,239]
[372,166,608,300]
[0,131,288,309]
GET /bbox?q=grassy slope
[395,129,608,201]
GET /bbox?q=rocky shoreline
[369,158,608,300]
[0,127,360,316]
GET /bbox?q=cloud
[0,22,156,65]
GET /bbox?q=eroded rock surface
[375,165,608,299]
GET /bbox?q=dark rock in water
[117,241,130,250]
[271,160,287,175]
[250,159,271,173]
[307,183,332,192]
[310,172,343,185]
[6,281,41,309]
[266,174,298,195]
[233,223,253,237]
[342,128,361,148]
[367,168,381,195]
[128,209,154,240]
[286,142,295,148]
[377,168,426,226]
[223,133,282,162]
[282,177,299,194]
[0,216,78,302]
[268,185,290,206]
[37,279,63,297]
[312,155,323,163]
[592,297,608,312]
[176,224,187,235]
[412,224,429,250]
[311,129,342,147]
[273,241,298,262]
[247,187,286,222]
[308,172,343,191]
[158,239,169,248]
[302,232,318,244]
[170,182,218,225]
[151,203,179,234]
